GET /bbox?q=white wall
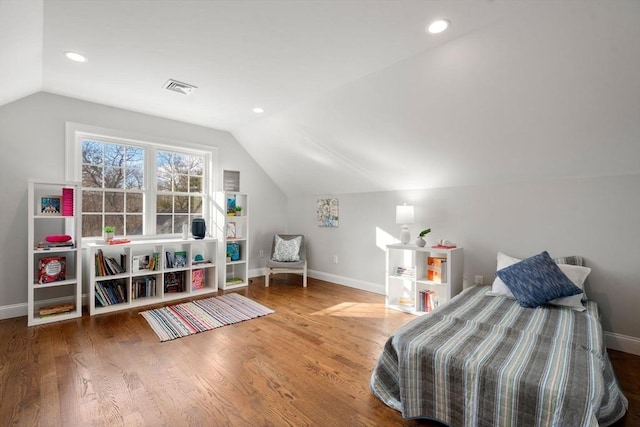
[287,175,640,345]
[0,92,287,310]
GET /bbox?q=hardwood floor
[1,275,637,426]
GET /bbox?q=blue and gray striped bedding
[371,285,628,426]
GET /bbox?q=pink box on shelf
[62,188,74,216]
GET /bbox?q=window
[66,123,214,239]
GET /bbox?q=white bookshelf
[215,192,249,290]
[385,244,463,315]
[27,179,83,326]
[87,237,217,315]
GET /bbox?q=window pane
[126,193,143,213]
[82,214,102,238]
[156,215,172,234]
[126,215,143,235]
[171,153,189,174]
[105,192,124,212]
[104,166,124,189]
[83,191,103,213]
[125,168,143,189]
[83,165,103,188]
[82,140,103,165]
[105,143,125,167]
[190,196,202,214]
[157,195,172,213]
[189,176,202,192]
[157,151,173,191]
[175,196,189,213]
[174,175,189,192]
[174,215,188,232]
[125,146,143,169]
[104,215,124,234]
[189,156,204,175]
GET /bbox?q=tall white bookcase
[385,244,464,315]
[215,192,249,289]
[27,179,83,326]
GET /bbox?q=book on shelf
[164,271,185,293]
[227,242,240,261]
[427,257,447,283]
[225,277,244,285]
[192,269,205,290]
[95,249,126,276]
[395,266,416,277]
[418,290,439,312]
[38,256,66,284]
[94,279,127,307]
[39,303,74,317]
[132,276,157,299]
[35,240,75,250]
[173,251,187,268]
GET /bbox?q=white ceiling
[1,0,639,197]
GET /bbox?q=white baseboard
[0,302,28,320]
[307,270,385,295]
[605,332,640,355]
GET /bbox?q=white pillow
[487,251,591,311]
[272,235,301,262]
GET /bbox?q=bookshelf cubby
[87,237,217,315]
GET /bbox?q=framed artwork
[317,198,339,227]
[40,196,62,215]
[223,170,240,192]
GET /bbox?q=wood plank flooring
[0,275,637,426]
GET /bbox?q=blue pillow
[496,251,583,308]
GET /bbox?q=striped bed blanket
[370,285,628,426]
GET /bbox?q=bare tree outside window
[81,140,144,237]
[156,151,205,234]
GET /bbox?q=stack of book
[94,279,127,307]
[418,290,439,312]
[395,266,416,278]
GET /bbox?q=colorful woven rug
[140,293,275,342]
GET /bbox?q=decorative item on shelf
[226,251,232,262]
[191,217,206,239]
[234,206,242,216]
[416,228,431,247]
[38,256,66,284]
[103,226,115,242]
[227,242,240,261]
[61,187,74,216]
[40,195,62,215]
[396,203,414,245]
[432,239,457,249]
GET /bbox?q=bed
[371,253,628,426]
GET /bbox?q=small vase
[104,232,114,242]
[416,237,426,247]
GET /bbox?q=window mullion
[145,147,158,235]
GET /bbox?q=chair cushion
[272,235,301,262]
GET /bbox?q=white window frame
[65,122,217,242]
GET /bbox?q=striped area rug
[140,293,275,342]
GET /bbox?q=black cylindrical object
[191,218,206,239]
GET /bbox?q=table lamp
[396,204,414,245]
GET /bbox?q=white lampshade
[396,204,414,225]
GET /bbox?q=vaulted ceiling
[1,0,638,197]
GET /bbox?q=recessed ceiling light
[64,51,87,63]
[252,107,264,114]
[427,19,450,34]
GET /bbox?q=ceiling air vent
[162,79,197,95]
